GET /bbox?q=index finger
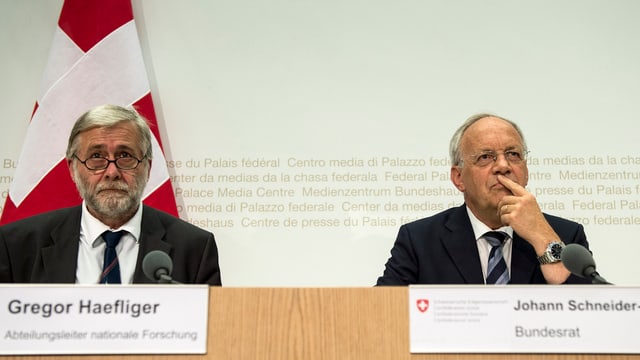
[497,175,527,196]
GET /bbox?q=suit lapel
[133,206,172,283]
[440,205,540,284]
[40,207,82,283]
[442,205,485,284]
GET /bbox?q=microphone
[142,250,181,284]
[560,243,612,285]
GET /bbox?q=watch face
[550,243,563,260]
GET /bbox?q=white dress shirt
[76,202,142,284]
[465,206,513,283]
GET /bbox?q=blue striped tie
[485,231,509,284]
[100,230,125,284]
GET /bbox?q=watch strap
[537,252,558,265]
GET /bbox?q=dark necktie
[100,230,125,284]
[485,231,509,284]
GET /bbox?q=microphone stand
[590,272,613,285]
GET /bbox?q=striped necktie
[100,230,125,284]
[485,231,509,284]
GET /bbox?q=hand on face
[496,174,549,239]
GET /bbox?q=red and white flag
[0,0,178,225]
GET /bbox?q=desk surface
[5,287,639,360]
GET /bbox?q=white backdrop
[1,0,639,286]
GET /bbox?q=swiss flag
[0,0,178,225]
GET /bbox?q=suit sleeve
[0,230,12,282]
[196,232,222,286]
[376,225,418,285]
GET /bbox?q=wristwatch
[537,241,565,265]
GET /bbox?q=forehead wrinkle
[80,142,140,157]
[473,145,522,154]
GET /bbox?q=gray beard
[74,170,148,222]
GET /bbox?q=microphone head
[561,243,596,278]
[142,250,173,282]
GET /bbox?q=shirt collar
[80,201,144,248]
[465,205,513,241]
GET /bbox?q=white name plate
[410,285,640,354]
[0,284,209,355]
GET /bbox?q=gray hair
[66,104,153,160]
[449,113,527,166]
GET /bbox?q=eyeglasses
[461,149,529,167]
[73,154,146,170]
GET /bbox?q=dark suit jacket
[376,204,591,285]
[0,205,221,285]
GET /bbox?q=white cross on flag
[0,0,178,224]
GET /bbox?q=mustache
[95,181,129,192]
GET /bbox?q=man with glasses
[377,113,591,285]
[0,104,221,285]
